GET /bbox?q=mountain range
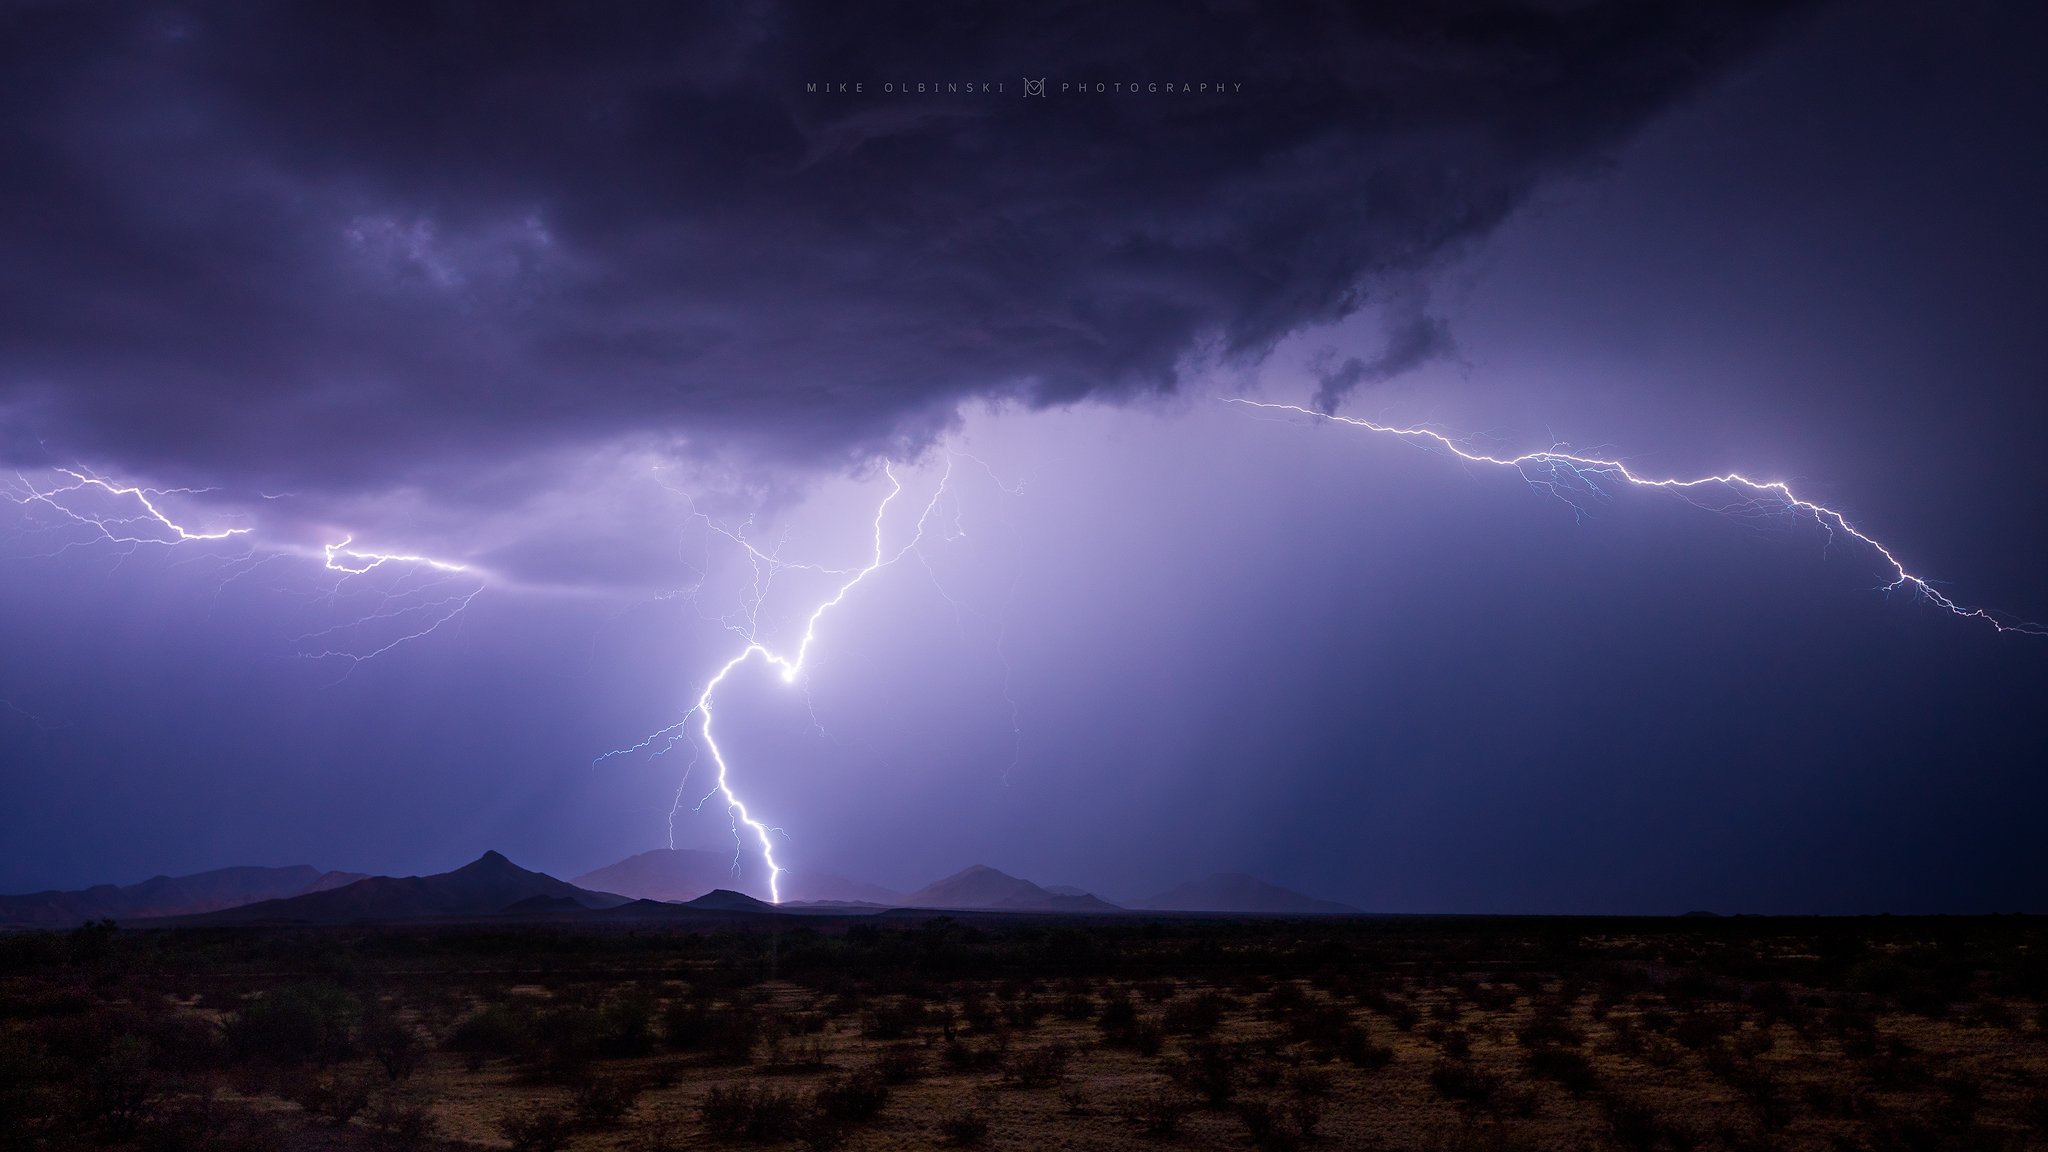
[1,851,1356,927]
[0,864,367,927]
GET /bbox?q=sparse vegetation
[0,915,2042,1149]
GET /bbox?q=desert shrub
[136,1092,285,1152]
[595,993,657,1058]
[1339,1024,1394,1069]
[1238,1099,1288,1149]
[1672,1011,1733,1050]
[700,1085,803,1143]
[0,1030,54,1149]
[531,1005,602,1082]
[1238,1097,1323,1152]
[130,1004,229,1070]
[1433,1026,1472,1060]
[293,1069,374,1125]
[2024,1093,2048,1135]
[1524,1048,1600,1095]
[446,1001,531,1054]
[939,1110,990,1146]
[1124,1090,1193,1138]
[795,1114,848,1152]
[1133,1020,1166,1056]
[1261,982,1309,1018]
[1097,990,1139,1043]
[227,983,360,1066]
[666,1003,758,1065]
[362,1003,422,1081]
[1516,1013,1585,1050]
[875,1043,925,1083]
[574,1074,644,1127]
[1285,1065,1333,1098]
[814,1070,888,1121]
[1002,994,1047,1030]
[1427,1058,1500,1112]
[499,1105,575,1152]
[1603,1015,1642,1056]
[363,1093,439,1152]
[862,1000,926,1041]
[1170,1040,1244,1107]
[1057,991,1096,1020]
[77,1034,156,1141]
[700,1087,752,1143]
[1163,991,1229,1038]
[1006,1042,1070,1087]
[1603,1095,1671,1152]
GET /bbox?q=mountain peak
[454,850,525,876]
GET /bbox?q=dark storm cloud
[0,0,1806,491]
[1310,297,1457,413]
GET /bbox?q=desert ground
[3,914,2045,1150]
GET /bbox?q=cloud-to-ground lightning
[602,455,1009,903]
[1228,398,2042,636]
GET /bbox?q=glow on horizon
[1227,398,2042,636]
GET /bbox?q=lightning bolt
[323,534,470,575]
[1227,398,2042,636]
[293,536,484,671]
[6,467,251,552]
[5,465,485,662]
[605,456,983,903]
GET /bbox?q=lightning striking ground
[604,455,1009,903]
[1228,398,2042,636]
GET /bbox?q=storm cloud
[0,1,1807,491]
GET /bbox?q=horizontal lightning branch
[1226,398,2041,636]
[6,466,485,662]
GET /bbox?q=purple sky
[4,1,2045,912]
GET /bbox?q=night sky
[3,0,2044,913]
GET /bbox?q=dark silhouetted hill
[155,851,629,925]
[1137,873,1356,914]
[683,889,779,913]
[0,864,368,927]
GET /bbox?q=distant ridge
[574,848,743,902]
[150,851,631,926]
[908,865,1121,912]
[22,853,1356,927]
[1136,873,1356,915]
[575,848,902,906]
[0,864,369,927]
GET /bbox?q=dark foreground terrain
[3,913,2046,1151]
